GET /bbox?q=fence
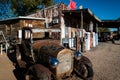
[0,31,8,55]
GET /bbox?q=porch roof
[98,20,120,28]
[62,8,101,23]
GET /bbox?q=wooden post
[76,35,80,52]
[5,43,8,53]
[0,44,3,55]
[96,23,98,33]
[10,24,12,36]
[5,25,7,36]
[80,10,84,52]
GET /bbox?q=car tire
[25,64,55,80]
[74,56,94,80]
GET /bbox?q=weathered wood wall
[0,19,45,40]
[28,3,68,28]
[0,20,20,39]
[20,20,44,28]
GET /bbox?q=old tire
[74,56,94,80]
[25,64,55,80]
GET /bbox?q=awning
[62,8,101,23]
[98,20,120,28]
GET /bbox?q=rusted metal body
[12,25,75,79]
[33,40,74,79]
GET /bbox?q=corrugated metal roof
[0,16,45,22]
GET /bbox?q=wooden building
[0,3,101,52]
[0,16,45,42]
[28,3,101,51]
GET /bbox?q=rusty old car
[7,27,93,80]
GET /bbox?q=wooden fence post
[0,44,3,55]
[5,43,8,53]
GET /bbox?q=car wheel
[25,64,55,80]
[74,56,94,80]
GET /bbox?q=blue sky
[55,0,120,20]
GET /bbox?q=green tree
[0,0,9,3]
[0,0,15,20]
[98,27,110,32]
[42,0,54,7]
[117,17,120,21]
[2,0,54,16]
[12,0,54,16]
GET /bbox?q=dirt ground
[84,40,120,80]
[0,40,120,80]
[0,52,16,80]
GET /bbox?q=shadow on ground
[7,52,27,80]
[13,68,27,80]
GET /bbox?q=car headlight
[49,57,59,68]
[75,51,82,60]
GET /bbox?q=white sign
[18,30,22,38]
[32,29,60,33]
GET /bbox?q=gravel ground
[0,53,16,80]
[84,40,120,80]
[0,40,120,80]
